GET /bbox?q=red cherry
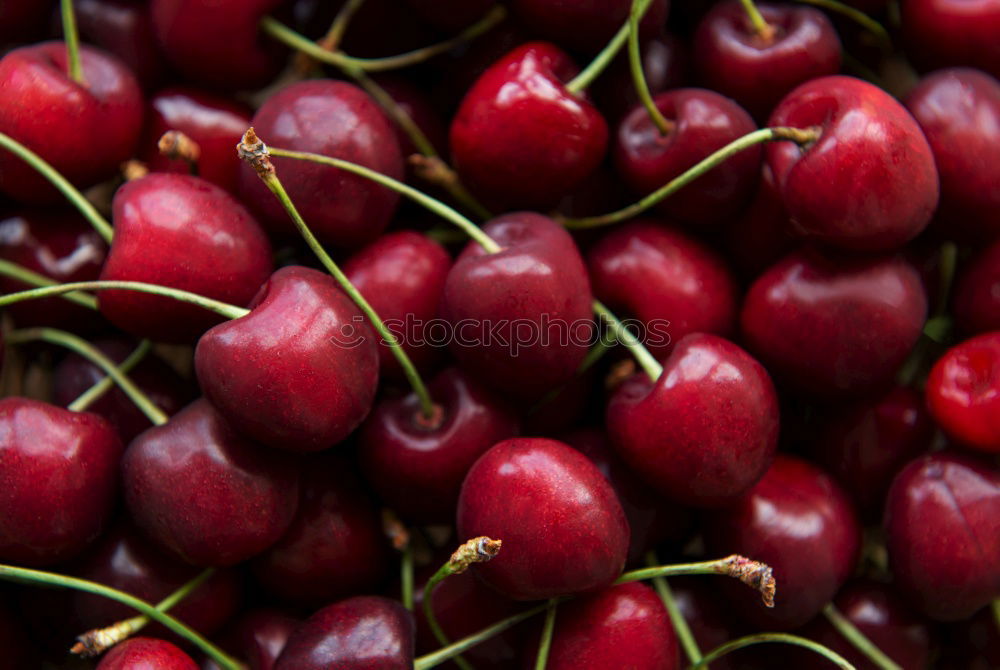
[901,0,1000,79]
[926,332,1000,453]
[76,0,169,89]
[96,637,198,670]
[207,609,300,670]
[954,237,1000,335]
[510,0,670,54]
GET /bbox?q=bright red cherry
[901,0,1000,79]
[954,237,1000,335]
[96,637,198,670]
[926,332,1000,453]
[510,0,670,54]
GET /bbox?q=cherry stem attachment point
[593,300,662,381]
[564,0,654,95]
[69,339,152,413]
[822,603,902,670]
[534,599,559,670]
[627,0,674,134]
[692,632,856,670]
[158,130,201,176]
[617,554,776,609]
[645,551,703,665]
[739,0,776,42]
[60,0,86,85]
[0,258,98,310]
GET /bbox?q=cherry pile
[0,0,999,669]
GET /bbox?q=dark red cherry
[767,75,939,251]
[239,80,403,250]
[901,0,1000,79]
[587,219,739,357]
[360,367,519,524]
[96,637,198,670]
[705,455,861,629]
[449,42,609,210]
[195,266,380,453]
[614,88,760,226]
[954,237,1000,335]
[740,248,927,395]
[607,333,779,508]
[0,42,143,203]
[885,451,1000,620]
[510,0,669,54]
[121,398,301,566]
[457,437,629,601]
[592,33,689,125]
[904,68,1000,240]
[926,332,1000,453]
[370,76,448,161]
[76,0,169,89]
[693,1,841,120]
[207,609,300,670]
[274,596,414,670]
[0,398,122,566]
[142,87,253,194]
[670,577,751,670]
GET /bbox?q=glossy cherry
[926,332,1000,453]
[740,248,927,395]
[457,438,629,601]
[203,609,300,670]
[510,0,669,54]
[121,398,301,566]
[901,0,1000,79]
[884,451,1000,620]
[705,455,861,629]
[96,637,198,670]
[592,33,689,125]
[954,237,1000,335]
[0,398,122,566]
[274,596,415,670]
[195,265,380,453]
[76,0,169,89]
[450,42,608,209]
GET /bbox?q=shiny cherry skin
[195,266,380,453]
[904,68,1000,240]
[615,88,759,226]
[693,1,841,120]
[0,398,122,566]
[926,332,1000,453]
[142,87,253,194]
[885,451,1000,620]
[457,438,629,601]
[450,42,608,210]
[901,0,1000,79]
[0,42,143,203]
[360,367,519,524]
[96,637,198,670]
[239,80,403,250]
[587,219,739,357]
[121,398,301,566]
[510,0,669,54]
[767,75,939,251]
[439,212,594,399]
[274,596,415,670]
[705,455,861,629]
[343,230,451,380]
[607,333,779,508]
[740,248,927,395]
[76,0,169,89]
[954,237,1000,335]
[99,173,274,343]
[252,455,390,605]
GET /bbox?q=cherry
[205,609,300,670]
[449,42,609,209]
[0,398,122,566]
[705,455,861,629]
[901,0,1000,79]
[76,0,170,90]
[457,437,629,601]
[510,0,670,54]
[767,75,939,251]
[925,332,1000,453]
[740,248,927,395]
[121,398,301,566]
[239,80,403,249]
[670,577,754,670]
[592,33,689,125]
[586,219,739,357]
[614,88,760,226]
[360,367,519,524]
[96,636,198,670]
[273,596,415,670]
[884,451,1000,621]
[954,237,1000,335]
[439,212,594,399]
[693,1,841,120]
[195,265,380,453]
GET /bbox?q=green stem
[349,69,437,156]
[422,563,476,670]
[616,554,776,609]
[0,564,243,670]
[823,603,901,670]
[69,340,152,413]
[692,633,856,670]
[0,132,114,243]
[6,328,169,426]
[645,552,702,665]
[319,0,367,51]
[564,0,652,95]
[0,259,98,310]
[560,126,820,229]
[60,0,85,84]
[593,299,662,381]
[739,0,775,40]
[401,543,415,612]
[534,599,558,670]
[627,0,672,134]
[0,281,249,320]
[794,0,892,52]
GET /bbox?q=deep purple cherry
[207,609,300,670]
[96,637,198,670]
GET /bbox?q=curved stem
[319,0,366,51]
[565,0,653,95]
[69,340,152,413]
[739,0,776,41]
[0,132,114,243]
[627,0,673,134]
[692,632,856,670]
[560,126,820,229]
[593,300,662,381]
[822,603,901,670]
[645,552,702,665]
[60,0,85,84]
[7,328,169,426]
[349,69,438,156]
[415,602,550,670]
[0,281,249,320]
[794,0,892,52]
[616,555,775,609]
[0,259,98,310]
[534,600,558,670]
[0,564,243,670]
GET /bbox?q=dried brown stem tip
[121,160,149,182]
[448,536,502,575]
[381,508,411,551]
[158,130,202,163]
[70,618,141,657]
[605,359,636,391]
[409,154,459,188]
[237,127,274,176]
[721,554,776,608]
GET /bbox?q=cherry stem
[564,0,654,95]
[822,603,901,670]
[794,0,892,52]
[692,632,856,670]
[593,299,662,381]
[239,129,436,419]
[6,327,169,426]
[560,126,820,229]
[616,555,776,609]
[0,281,250,320]
[528,335,613,416]
[534,599,559,670]
[401,543,415,611]
[627,0,674,135]
[739,0,776,42]
[71,568,215,657]
[645,551,703,665]
[69,339,152,413]
[260,6,506,73]
[0,258,98,310]
[0,564,244,670]
[319,0,366,52]
[158,130,201,177]
[0,132,114,243]
[60,0,86,85]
